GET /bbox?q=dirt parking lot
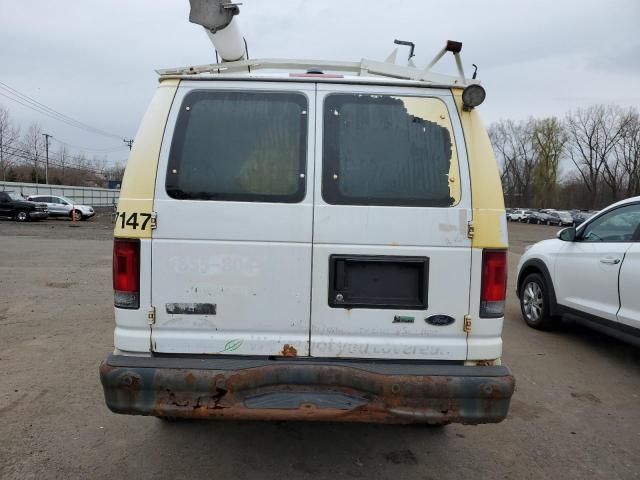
[1,218,639,479]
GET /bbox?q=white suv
[516,196,640,346]
[507,209,527,222]
[27,195,95,221]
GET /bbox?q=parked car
[516,196,640,346]
[508,209,528,221]
[557,211,574,226]
[99,3,515,426]
[27,195,95,221]
[570,210,596,226]
[0,191,49,221]
[545,210,573,226]
[523,210,549,224]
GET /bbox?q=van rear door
[310,84,472,360]
[150,81,314,356]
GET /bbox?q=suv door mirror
[557,227,576,242]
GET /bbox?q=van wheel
[14,210,29,222]
[519,273,558,330]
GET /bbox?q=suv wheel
[14,210,29,222]
[519,273,558,330]
[71,209,83,221]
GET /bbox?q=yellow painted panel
[391,96,461,204]
[114,79,179,238]
[452,89,507,249]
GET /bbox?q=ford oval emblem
[425,314,455,326]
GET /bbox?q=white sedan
[516,196,640,346]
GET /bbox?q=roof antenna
[393,39,415,62]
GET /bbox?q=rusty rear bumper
[100,355,515,424]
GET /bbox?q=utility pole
[42,133,52,184]
[123,138,134,150]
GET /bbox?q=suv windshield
[7,192,24,201]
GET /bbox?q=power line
[0,81,127,141]
[0,82,125,140]
[9,152,104,174]
[0,90,124,143]
[53,138,128,153]
[4,144,109,175]
[8,143,94,165]
[5,136,127,169]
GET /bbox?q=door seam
[307,82,318,356]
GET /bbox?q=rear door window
[166,90,308,203]
[322,94,460,207]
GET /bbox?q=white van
[100,1,513,424]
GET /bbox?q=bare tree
[58,144,69,184]
[22,123,45,183]
[489,119,537,206]
[105,161,126,184]
[601,107,634,201]
[565,105,629,207]
[0,105,21,181]
[613,108,640,198]
[531,117,566,207]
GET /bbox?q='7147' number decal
[116,212,152,230]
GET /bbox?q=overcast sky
[1,0,639,166]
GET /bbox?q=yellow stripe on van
[452,89,507,249]
[114,79,180,239]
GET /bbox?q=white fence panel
[0,181,120,207]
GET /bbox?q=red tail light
[113,238,140,309]
[480,250,507,318]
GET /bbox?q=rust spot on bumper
[99,356,515,424]
[281,344,298,357]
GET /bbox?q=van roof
[156,57,481,90]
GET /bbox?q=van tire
[519,273,558,330]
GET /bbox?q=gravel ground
[0,218,638,479]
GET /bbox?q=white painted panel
[313,205,471,246]
[152,240,311,355]
[467,248,504,360]
[554,242,629,321]
[150,81,315,356]
[311,244,469,360]
[114,239,152,353]
[310,85,472,360]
